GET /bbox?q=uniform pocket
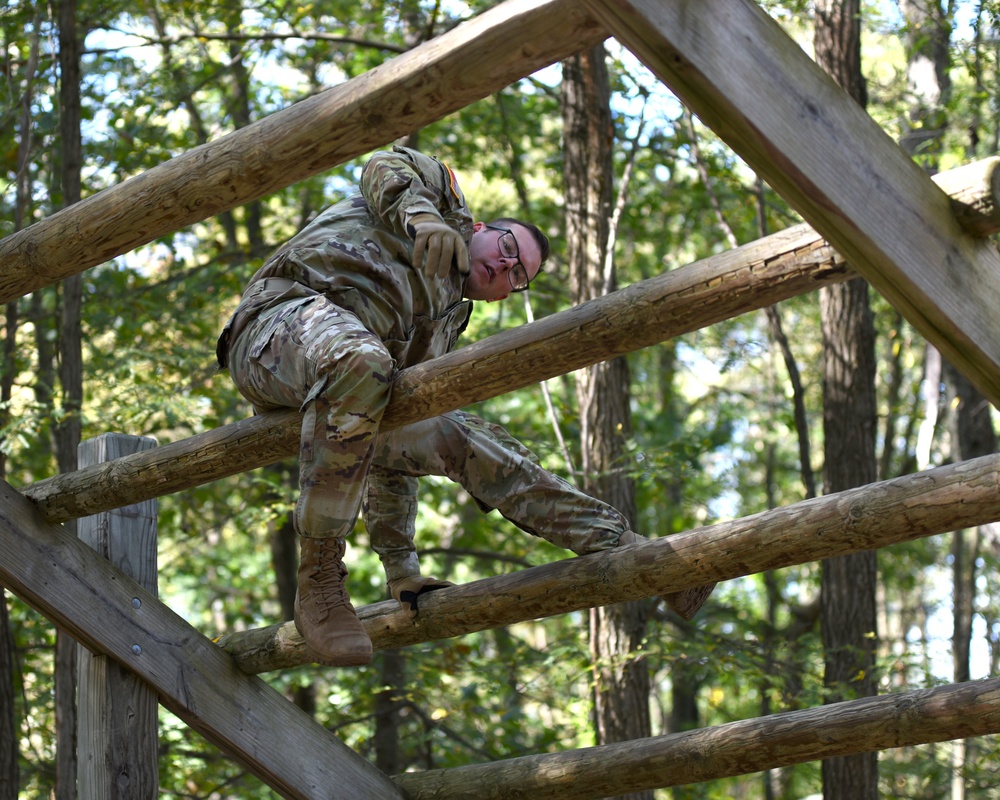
[248,296,319,363]
[388,301,472,367]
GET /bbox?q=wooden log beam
[932,157,1000,236]
[583,0,1000,407]
[0,479,405,800]
[0,0,606,304]
[216,452,1000,673]
[393,678,1000,798]
[20,156,1000,524]
[24,223,850,522]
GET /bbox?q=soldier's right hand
[409,213,470,279]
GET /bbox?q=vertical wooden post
[76,433,159,799]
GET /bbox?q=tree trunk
[562,43,653,800]
[815,2,880,797]
[374,650,406,775]
[897,0,952,165]
[223,0,265,257]
[945,363,995,691]
[55,2,83,797]
[944,361,995,800]
[0,14,43,796]
[0,597,16,800]
[819,274,879,795]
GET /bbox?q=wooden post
[76,434,158,799]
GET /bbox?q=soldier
[218,146,713,667]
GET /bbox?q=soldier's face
[464,222,542,302]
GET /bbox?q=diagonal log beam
[0,0,606,304]
[583,0,1000,407]
[392,677,1000,798]
[0,480,403,800]
[216,452,1000,673]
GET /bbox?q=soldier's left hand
[409,214,470,278]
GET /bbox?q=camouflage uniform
[218,146,628,583]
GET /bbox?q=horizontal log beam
[0,479,404,800]
[932,156,1000,236]
[216,452,1000,673]
[0,0,606,304]
[23,222,851,522]
[584,0,1000,407]
[393,678,1000,798]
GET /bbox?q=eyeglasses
[485,224,531,292]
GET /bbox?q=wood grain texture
[393,678,1000,798]
[24,409,302,522]
[21,155,1000,525]
[0,0,606,304]
[932,157,1000,236]
[0,479,403,800]
[583,0,1000,406]
[77,435,160,800]
[23,224,850,523]
[217,453,1000,673]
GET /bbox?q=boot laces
[309,538,351,609]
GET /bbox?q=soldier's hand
[409,213,470,278]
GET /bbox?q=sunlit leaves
[5,1,1000,796]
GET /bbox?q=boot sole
[315,650,374,668]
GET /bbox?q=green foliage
[4,1,1000,797]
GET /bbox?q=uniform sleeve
[360,146,472,239]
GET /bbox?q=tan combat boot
[294,537,373,666]
[618,530,716,621]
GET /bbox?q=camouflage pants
[228,294,629,579]
[365,412,629,580]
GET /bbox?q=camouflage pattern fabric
[227,288,629,566]
[363,466,422,581]
[219,146,631,582]
[219,145,473,370]
[227,292,394,540]
[365,412,629,581]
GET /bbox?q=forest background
[2,0,1000,798]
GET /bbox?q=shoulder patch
[445,163,462,203]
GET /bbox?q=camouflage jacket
[218,146,474,369]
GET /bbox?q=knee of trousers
[308,336,395,412]
[393,412,524,470]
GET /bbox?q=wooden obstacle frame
[4,0,1000,797]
